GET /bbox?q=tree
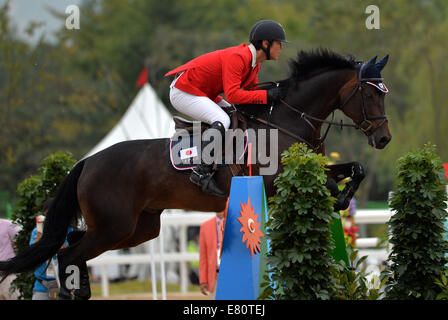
[0,1,120,197]
[10,151,77,299]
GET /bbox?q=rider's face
[269,40,282,60]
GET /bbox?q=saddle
[173,106,247,132]
[170,106,250,176]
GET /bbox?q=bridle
[241,63,388,151]
[338,62,388,136]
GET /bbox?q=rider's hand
[200,283,210,296]
[35,232,42,242]
[266,86,287,105]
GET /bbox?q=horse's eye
[365,92,373,99]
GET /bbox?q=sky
[1,0,83,44]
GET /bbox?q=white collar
[248,43,257,69]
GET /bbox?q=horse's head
[338,55,392,149]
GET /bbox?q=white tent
[85,83,175,158]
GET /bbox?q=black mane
[289,48,357,81]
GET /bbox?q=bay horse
[0,49,391,299]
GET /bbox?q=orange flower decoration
[237,197,264,258]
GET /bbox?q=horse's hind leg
[57,231,98,299]
[112,209,163,250]
[66,230,91,300]
[57,218,138,299]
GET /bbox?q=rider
[165,19,288,197]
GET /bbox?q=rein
[242,111,316,149]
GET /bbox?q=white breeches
[169,76,231,129]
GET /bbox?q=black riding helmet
[249,20,288,60]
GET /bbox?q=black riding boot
[190,121,225,197]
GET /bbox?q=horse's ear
[365,55,378,68]
[376,54,389,71]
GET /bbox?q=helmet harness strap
[262,40,273,60]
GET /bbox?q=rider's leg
[169,86,231,129]
[189,120,226,196]
[170,87,229,196]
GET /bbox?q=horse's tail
[0,160,85,281]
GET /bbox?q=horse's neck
[239,69,353,156]
[281,69,354,147]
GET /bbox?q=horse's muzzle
[369,133,392,149]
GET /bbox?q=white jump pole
[149,240,157,300]
[179,225,188,293]
[159,226,167,300]
[101,265,109,297]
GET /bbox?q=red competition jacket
[165,43,267,105]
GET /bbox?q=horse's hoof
[74,288,91,300]
[57,292,73,300]
[333,199,350,212]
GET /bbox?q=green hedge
[384,143,448,299]
[259,143,390,300]
[260,143,339,299]
[11,151,77,299]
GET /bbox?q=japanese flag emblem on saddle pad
[169,131,249,171]
[180,146,198,160]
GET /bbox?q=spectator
[199,210,225,299]
[0,218,21,300]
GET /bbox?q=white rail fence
[87,209,395,298]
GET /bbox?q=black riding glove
[266,86,287,105]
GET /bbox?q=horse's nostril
[379,135,391,145]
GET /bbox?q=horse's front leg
[325,162,365,211]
